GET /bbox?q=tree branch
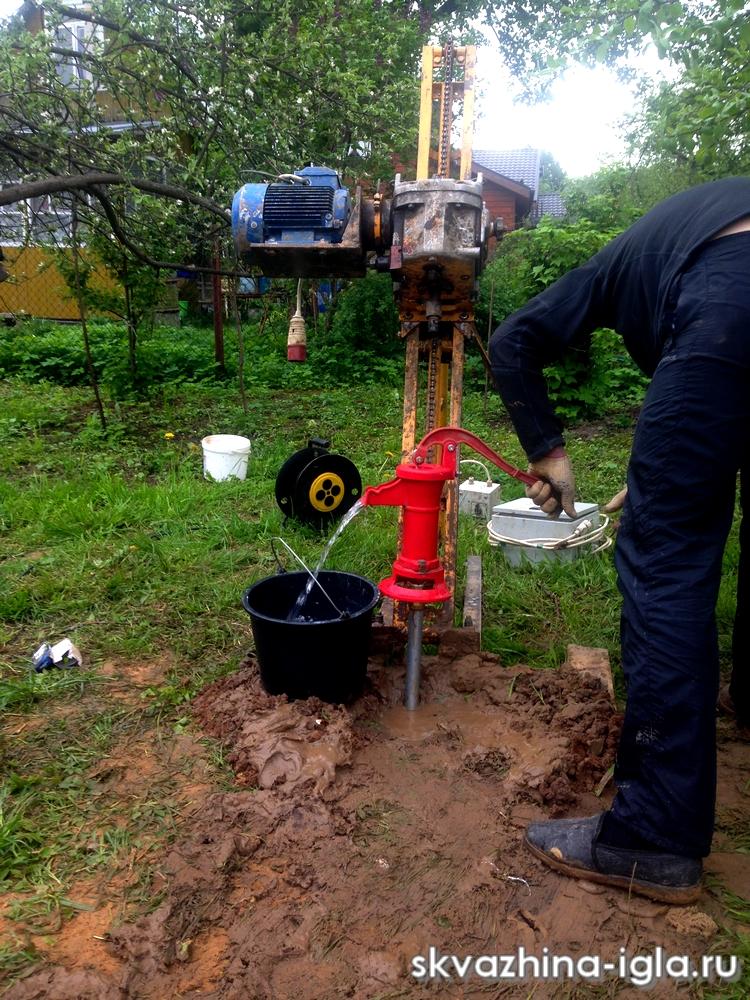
[77,188,247,277]
[50,2,202,89]
[0,172,230,221]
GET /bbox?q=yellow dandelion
[164,431,175,440]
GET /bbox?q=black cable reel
[275,437,362,529]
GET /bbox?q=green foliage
[626,38,750,180]
[543,327,649,422]
[316,273,402,385]
[538,150,566,194]
[0,320,222,394]
[503,1,750,85]
[479,219,618,330]
[482,1,750,189]
[560,164,684,229]
[0,301,404,398]
[478,218,648,422]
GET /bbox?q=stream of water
[286,498,365,622]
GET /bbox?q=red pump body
[362,427,537,604]
[362,459,454,603]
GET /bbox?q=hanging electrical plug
[287,278,307,362]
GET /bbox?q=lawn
[0,375,746,990]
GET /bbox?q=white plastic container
[489,497,600,566]
[201,434,252,481]
[459,477,502,521]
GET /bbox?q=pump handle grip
[412,426,538,487]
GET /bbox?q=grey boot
[525,814,702,904]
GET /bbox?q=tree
[484,1,748,83]
[0,0,481,259]
[538,151,565,194]
[0,0,481,385]
[561,162,690,228]
[484,0,750,186]
[626,38,750,179]
[484,1,750,198]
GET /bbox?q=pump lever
[412,426,538,487]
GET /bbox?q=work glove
[527,447,576,518]
[602,486,627,514]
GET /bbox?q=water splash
[287,499,365,622]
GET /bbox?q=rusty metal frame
[417,44,475,182]
[436,321,465,626]
[416,46,435,181]
[390,43,479,636]
[459,48,476,180]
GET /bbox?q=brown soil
[6,650,749,999]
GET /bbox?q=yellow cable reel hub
[275,439,362,527]
[309,471,345,512]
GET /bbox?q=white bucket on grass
[201,434,251,481]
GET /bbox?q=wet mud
[7,648,750,999]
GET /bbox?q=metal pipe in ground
[405,606,425,710]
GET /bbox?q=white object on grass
[488,497,610,565]
[201,434,252,481]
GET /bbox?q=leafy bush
[315,273,402,385]
[0,320,223,394]
[478,218,620,330]
[0,279,404,398]
[0,320,116,385]
[478,219,648,421]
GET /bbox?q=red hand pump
[362,427,536,604]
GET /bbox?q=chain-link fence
[0,244,120,322]
[0,253,279,334]
[0,243,252,330]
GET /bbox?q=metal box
[489,497,600,566]
[458,478,502,521]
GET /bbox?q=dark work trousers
[611,232,750,858]
[731,468,750,725]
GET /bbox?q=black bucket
[241,570,379,704]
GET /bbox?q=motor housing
[233,166,351,252]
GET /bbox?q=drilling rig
[232,43,505,697]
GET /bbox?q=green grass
[0,374,743,983]
[0,370,740,710]
[702,882,750,998]
[2,708,150,887]
[0,667,93,714]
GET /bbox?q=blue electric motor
[232,165,351,255]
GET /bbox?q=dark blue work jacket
[490,176,750,460]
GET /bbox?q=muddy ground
[5,639,750,999]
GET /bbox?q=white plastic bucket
[201,434,252,481]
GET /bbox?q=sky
[474,51,641,178]
[0,0,665,179]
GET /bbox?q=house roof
[473,148,542,200]
[471,163,533,202]
[531,192,567,221]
